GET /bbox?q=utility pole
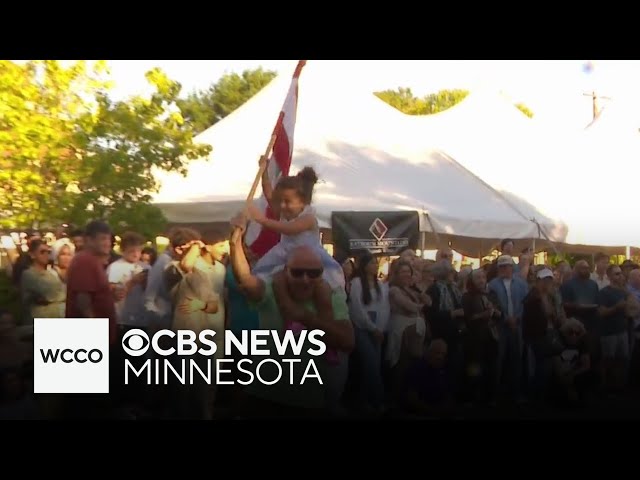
[583,90,612,121]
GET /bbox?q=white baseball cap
[536,268,554,280]
[497,255,514,267]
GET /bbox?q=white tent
[563,101,640,249]
[152,62,568,256]
[408,90,640,253]
[408,90,567,224]
[408,92,640,253]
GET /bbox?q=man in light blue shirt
[488,254,529,402]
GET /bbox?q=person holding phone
[106,231,150,414]
[349,253,390,415]
[106,232,149,333]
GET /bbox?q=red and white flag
[245,60,306,258]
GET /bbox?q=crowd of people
[342,242,640,417]
[1,169,640,419]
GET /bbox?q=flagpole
[244,115,282,205]
[243,60,306,208]
[231,60,306,241]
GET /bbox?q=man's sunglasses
[288,268,324,279]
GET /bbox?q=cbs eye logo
[121,329,150,357]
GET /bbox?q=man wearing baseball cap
[486,239,532,283]
[488,255,529,402]
[522,268,557,402]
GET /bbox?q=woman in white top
[50,238,75,284]
[349,253,390,414]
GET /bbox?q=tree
[177,67,277,134]
[421,89,469,115]
[0,60,105,231]
[375,87,469,115]
[0,61,210,238]
[375,87,534,118]
[515,103,534,118]
[374,87,422,115]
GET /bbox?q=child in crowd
[248,164,343,363]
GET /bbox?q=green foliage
[421,89,470,114]
[0,61,210,238]
[375,87,534,118]
[374,87,423,115]
[515,103,534,118]
[177,67,277,134]
[547,252,577,267]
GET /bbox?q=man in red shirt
[66,220,118,344]
[64,220,119,418]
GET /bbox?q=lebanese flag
[245,60,306,258]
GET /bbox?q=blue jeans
[497,324,523,398]
[355,327,385,409]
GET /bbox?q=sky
[106,60,640,132]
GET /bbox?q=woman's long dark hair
[356,253,381,305]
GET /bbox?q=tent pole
[425,213,440,248]
[626,245,631,260]
[534,220,561,256]
[420,231,426,257]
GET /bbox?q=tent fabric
[413,91,639,252]
[152,63,568,256]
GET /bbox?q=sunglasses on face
[288,268,323,279]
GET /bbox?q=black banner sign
[331,211,420,256]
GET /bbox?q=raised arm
[180,242,203,274]
[229,216,265,303]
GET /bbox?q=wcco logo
[34,318,110,394]
[40,348,104,364]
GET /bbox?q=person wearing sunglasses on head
[20,239,67,323]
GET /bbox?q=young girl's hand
[247,203,265,222]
